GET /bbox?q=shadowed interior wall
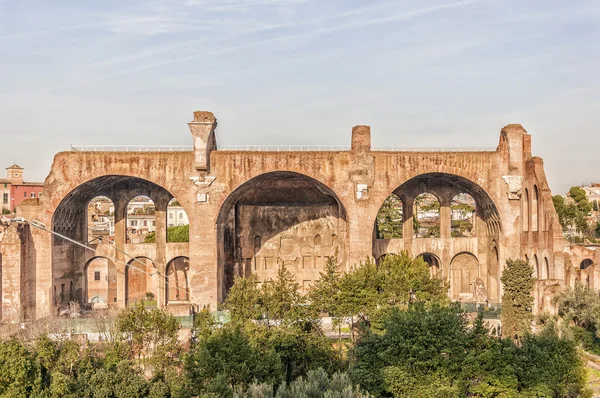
[217,172,347,300]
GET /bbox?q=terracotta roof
[0,179,10,184]
[6,164,23,170]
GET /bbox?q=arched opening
[451,193,476,237]
[125,257,158,306]
[127,196,155,244]
[532,185,539,232]
[84,256,117,305]
[167,198,189,243]
[372,173,501,302]
[534,255,540,279]
[418,252,441,277]
[544,257,550,279]
[216,171,348,302]
[414,193,440,238]
[166,257,190,303]
[581,259,594,270]
[51,175,177,308]
[87,196,114,244]
[375,193,403,239]
[523,188,530,232]
[450,252,479,300]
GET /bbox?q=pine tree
[262,264,304,323]
[308,257,341,317]
[500,259,534,341]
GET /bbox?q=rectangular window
[24,192,27,198]
[94,271,101,281]
[31,192,36,198]
[3,183,6,188]
[2,193,7,204]
[179,212,183,219]
[169,213,174,219]
[131,220,138,226]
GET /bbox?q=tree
[308,257,342,318]
[500,259,534,341]
[235,368,370,398]
[0,338,40,397]
[262,264,307,323]
[114,304,181,374]
[335,253,449,330]
[225,274,263,324]
[185,326,284,395]
[555,283,600,334]
[144,224,189,243]
[375,194,403,239]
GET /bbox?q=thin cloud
[7,0,483,95]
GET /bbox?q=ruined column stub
[189,111,218,172]
[351,125,371,152]
[500,124,528,172]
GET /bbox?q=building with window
[0,164,44,213]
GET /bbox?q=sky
[0,0,598,193]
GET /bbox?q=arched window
[544,257,550,279]
[532,185,539,232]
[414,193,440,238]
[581,259,594,270]
[375,193,403,239]
[534,255,540,279]
[451,193,476,237]
[167,198,189,242]
[87,196,114,244]
[522,188,530,232]
[126,196,156,244]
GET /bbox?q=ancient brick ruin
[1,111,597,321]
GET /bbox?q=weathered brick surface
[0,113,584,319]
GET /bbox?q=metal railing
[218,145,350,151]
[70,144,497,153]
[371,146,496,152]
[70,145,193,152]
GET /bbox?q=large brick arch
[214,170,350,302]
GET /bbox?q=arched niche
[418,252,441,277]
[581,259,594,270]
[166,256,190,303]
[215,171,348,302]
[532,185,539,232]
[523,188,530,232]
[450,252,479,300]
[125,256,158,306]
[83,256,117,305]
